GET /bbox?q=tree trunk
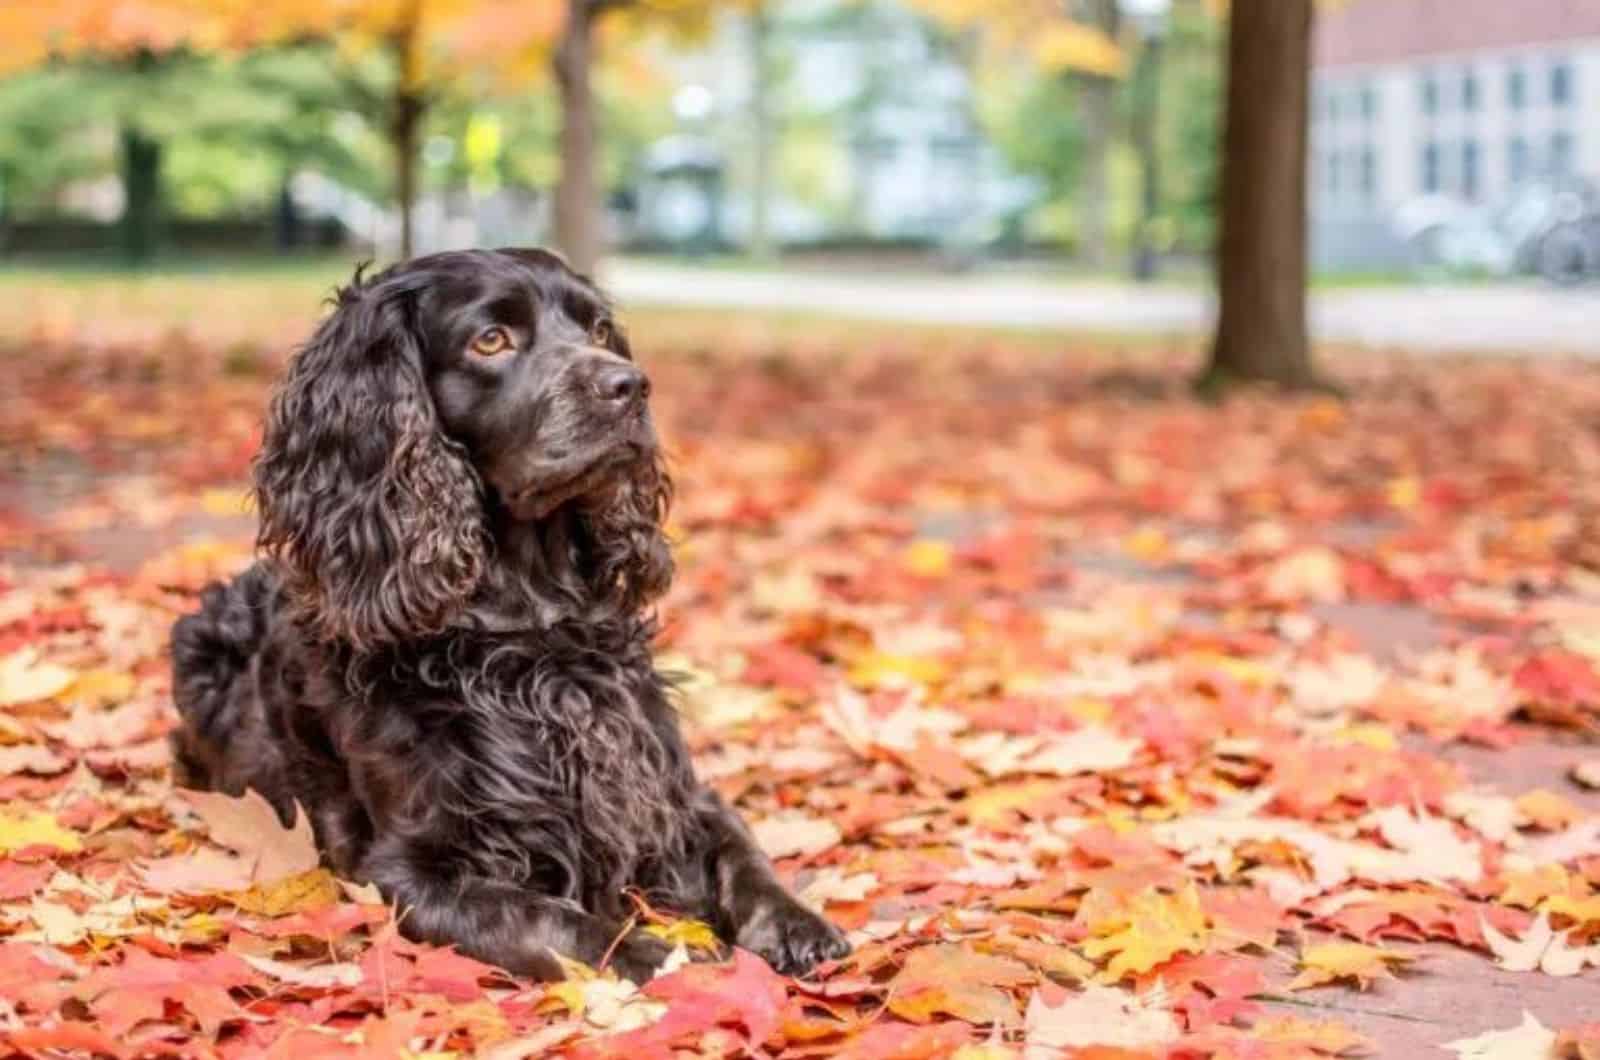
[747,0,777,260]
[1199,0,1318,391]
[1075,0,1121,269]
[119,125,162,265]
[555,0,602,275]
[392,91,423,259]
[391,3,426,260]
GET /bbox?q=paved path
[606,260,1600,357]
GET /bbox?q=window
[1508,64,1527,108]
[1551,131,1575,176]
[1462,68,1479,111]
[1461,139,1480,200]
[1510,136,1530,185]
[1328,91,1341,125]
[1361,83,1379,121]
[1326,151,1341,199]
[1551,59,1574,106]
[1360,148,1378,201]
[1421,71,1440,115]
[1422,141,1442,193]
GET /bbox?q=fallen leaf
[1287,942,1413,991]
[1081,886,1208,981]
[1022,982,1179,1057]
[0,648,75,708]
[751,812,842,860]
[240,953,363,989]
[1445,1011,1558,1059]
[887,943,1034,1026]
[0,811,81,855]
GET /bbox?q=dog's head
[255,248,671,649]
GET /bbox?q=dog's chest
[403,643,699,895]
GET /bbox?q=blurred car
[1395,177,1598,282]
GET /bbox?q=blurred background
[0,0,1596,373]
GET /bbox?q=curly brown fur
[170,248,847,982]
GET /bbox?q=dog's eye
[470,326,514,357]
[590,319,613,347]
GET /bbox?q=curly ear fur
[585,453,674,614]
[254,270,488,650]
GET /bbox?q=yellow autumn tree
[906,0,1126,265]
[0,0,732,265]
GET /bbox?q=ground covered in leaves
[1,294,1599,1059]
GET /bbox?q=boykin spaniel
[170,248,849,981]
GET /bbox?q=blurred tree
[1200,0,1319,390]
[1071,0,1122,269]
[907,0,1124,259]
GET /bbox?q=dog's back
[169,562,280,794]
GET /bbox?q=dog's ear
[254,269,488,650]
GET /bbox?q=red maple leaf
[76,948,255,1038]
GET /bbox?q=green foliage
[1159,4,1222,250]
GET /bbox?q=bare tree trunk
[1198,0,1318,391]
[1075,0,1121,269]
[119,125,162,265]
[392,92,423,259]
[555,0,602,275]
[391,3,425,260]
[747,0,777,260]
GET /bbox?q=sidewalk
[605,259,1600,357]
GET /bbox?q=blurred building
[1311,0,1600,271]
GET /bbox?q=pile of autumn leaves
[2,338,1600,1058]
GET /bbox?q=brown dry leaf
[1287,942,1413,991]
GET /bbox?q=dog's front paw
[605,930,675,984]
[737,893,851,977]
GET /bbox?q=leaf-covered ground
[1,298,1599,1059]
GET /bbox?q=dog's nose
[595,364,649,407]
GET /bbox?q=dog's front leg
[695,788,850,976]
[360,839,671,983]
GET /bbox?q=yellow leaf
[0,811,82,855]
[903,539,953,578]
[1081,886,1208,981]
[1287,942,1411,991]
[1123,526,1169,563]
[1035,22,1125,77]
[198,487,251,517]
[847,652,947,690]
[1515,789,1587,831]
[1387,476,1421,510]
[1544,894,1600,928]
[227,868,341,917]
[642,917,720,951]
[1499,864,1575,909]
[62,669,136,709]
